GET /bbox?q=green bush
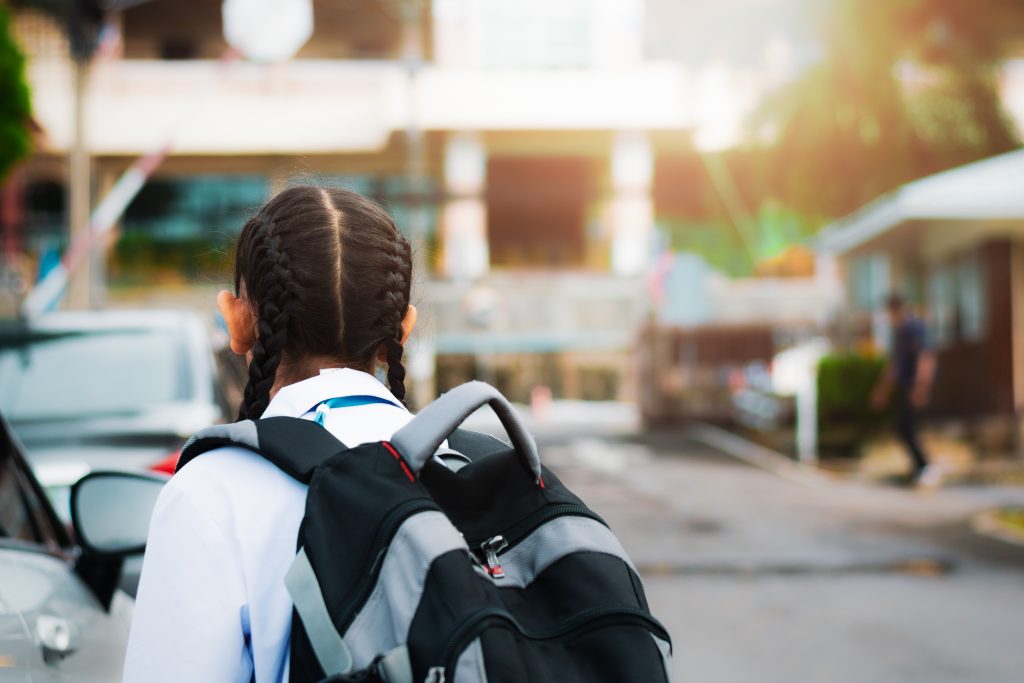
[0,5,32,182]
[817,353,889,454]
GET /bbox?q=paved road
[466,404,1024,682]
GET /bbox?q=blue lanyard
[307,395,401,426]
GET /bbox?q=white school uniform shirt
[124,368,416,683]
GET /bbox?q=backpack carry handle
[389,381,542,482]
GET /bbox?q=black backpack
[179,381,672,683]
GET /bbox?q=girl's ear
[400,304,418,346]
[218,289,257,356]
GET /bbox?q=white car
[0,412,165,680]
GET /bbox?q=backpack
[178,381,672,683]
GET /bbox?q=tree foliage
[755,0,1024,222]
[0,4,31,182]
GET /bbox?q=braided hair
[334,189,413,402]
[235,220,296,419]
[232,186,413,419]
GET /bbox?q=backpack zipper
[468,503,605,573]
[438,604,671,674]
[335,497,439,630]
[337,500,602,627]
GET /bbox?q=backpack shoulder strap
[177,416,347,483]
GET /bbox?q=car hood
[0,546,131,680]
[0,548,86,676]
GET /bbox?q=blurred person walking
[124,186,419,682]
[871,294,939,486]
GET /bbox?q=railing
[426,271,647,355]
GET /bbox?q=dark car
[0,309,238,516]
[0,411,165,680]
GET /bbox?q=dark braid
[380,238,412,400]
[328,187,413,404]
[237,220,297,420]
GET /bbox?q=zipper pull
[479,535,509,578]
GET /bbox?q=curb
[683,422,833,489]
[971,509,1024,549]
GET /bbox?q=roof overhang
[817,149,1024,257]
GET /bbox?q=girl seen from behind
[124,186,417,682]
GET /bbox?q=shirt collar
[260,368,407,419]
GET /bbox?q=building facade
[10,0,786,403]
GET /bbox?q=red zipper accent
[382,441,416,483]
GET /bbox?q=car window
[0,419,62,547]
[0,329,188,422]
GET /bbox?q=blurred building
[635,249,839,424]
[819,149,1024,450]
[10,0,757,403]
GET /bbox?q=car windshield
[0,328,187,422]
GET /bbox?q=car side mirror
[70,471,167,557]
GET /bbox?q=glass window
[487,157,594,268]
[928,265,956,348]
[851,253,890,310]
[0,329,187,422]
[0,420,60,546]
[434,0,643,69]
[24,179,66,240]
[956,253,986,341]
[122,175,268,243]
[116,175,269,285]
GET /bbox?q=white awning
[818,148,1024,255]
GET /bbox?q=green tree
[755,0,1023,222]
[0,4,31,182]
[902,0,1023,168]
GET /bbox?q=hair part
[233,186,413,420]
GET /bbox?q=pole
[796,374,818,465]
[67,53,91,309]
[401,0,436,408]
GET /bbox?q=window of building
[122,0,226,59]
[926,251,986,348]
[122,175,267,242]
[956,251,986,342]
[433,0,642,69]
[928,265,956,348]
[24,179,65,239]
[116,175,268,284]
[159,38,198,60]
[486,157,595,269]
[850,253,890,311]
[122,0,411,60]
